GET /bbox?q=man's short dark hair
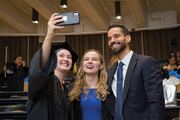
[107,24,130,36]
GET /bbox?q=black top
[6,63,28,91]
[27,49,71,120]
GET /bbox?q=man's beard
[111,42,126,55]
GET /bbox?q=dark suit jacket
[106,53,165,120]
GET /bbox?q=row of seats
[0,91,179,119]
[0,91,27,119]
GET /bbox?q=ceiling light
[32,8,39,24]
[60,0,68,8]
[115,0,121,19]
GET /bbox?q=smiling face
[55,49,72,73]
[82,51,101,75]
[107,27,131,55]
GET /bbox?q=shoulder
[134,53,157,63]
[132,53,161,70]
[107,62,118,77]
[108,62,118,71]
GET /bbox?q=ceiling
[0,0,179,35]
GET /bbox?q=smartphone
[56,11,80,26]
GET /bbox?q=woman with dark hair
[27,13,78,120]
[167,52,178,77]
[69,49,109,120]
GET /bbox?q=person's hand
[47,13,64,37]
[22,61,26,67]
[163,65,168,70]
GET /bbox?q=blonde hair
[107,54,120,69]
[68,49,108,102]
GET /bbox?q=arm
[143,57,165,120]
[41,13,64,68]
[28,13,64,100]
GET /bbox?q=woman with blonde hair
[69,49,109,120]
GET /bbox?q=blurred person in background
[5,56,28,91]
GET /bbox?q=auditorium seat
[0,91,27,119]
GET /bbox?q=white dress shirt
[111,50,133,97]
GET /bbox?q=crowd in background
[0,51,180,92]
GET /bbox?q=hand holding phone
[56,11,80,26]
